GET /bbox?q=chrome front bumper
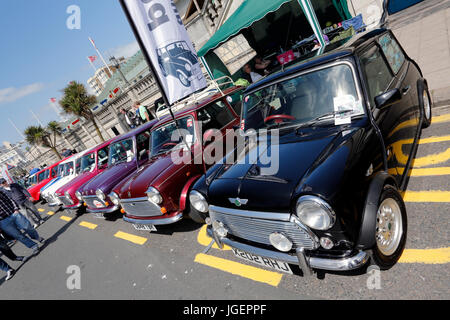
[207,227,369,274]
[123,212,184,226]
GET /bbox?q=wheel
[420,83,432,128]
[369,184,407,270]
[177,70,190,87]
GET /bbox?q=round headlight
[296,196,335,230]
[146,187,162,204]
[109,192,120,206]
[189,190,209,213]
[64,191,71,200]
[75,191,82,201]
[96,189,105,201]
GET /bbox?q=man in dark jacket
[0,178,44,227]
[0,232,27,281]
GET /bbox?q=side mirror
[375,88,402,110]
[203,129,216,147]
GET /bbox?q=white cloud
[0,82,45,104]
[107,41,140,59]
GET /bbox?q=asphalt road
[0,106,449,300]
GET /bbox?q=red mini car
[54,137,118,210]
[111,86,244,231]
[27,157,68,202]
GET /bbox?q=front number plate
[231,248,293,274]
[133,223,157,232]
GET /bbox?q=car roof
[153,85,243,128]
[246,28,387,92]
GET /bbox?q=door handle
[402,85,411,95]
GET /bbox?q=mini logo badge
[229,198,248,207]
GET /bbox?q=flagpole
[88,37,114,77]
[30,109,44,126]
[87,56,97,72]
[8,118,25,140]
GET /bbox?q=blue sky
[0,0,140,145]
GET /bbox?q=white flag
[123,0,207,105]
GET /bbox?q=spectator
[0,233,28,281]
[243,64,263,83]
[134,101,150,123]
[118,108,134,131]
[0,190,44,255]
[0,178,44,227]
[254,56,271,76]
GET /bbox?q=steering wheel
[264,114,295,124]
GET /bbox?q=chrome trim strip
[207,228,369,272]
[123,212,183,226]
[209,205,291,222]
[82,195,99,199]
[120,197,149,203]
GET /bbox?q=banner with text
[123,0,207,105]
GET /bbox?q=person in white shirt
[243,64,263,83]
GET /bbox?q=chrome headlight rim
[295,195,336,231]
[189,190,209,213]
[146,186,162,204]
[96,189,106,201]
[64,191,71,200]
[109,192,120,206]
[75,191,82,201]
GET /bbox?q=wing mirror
[375,88,402,110]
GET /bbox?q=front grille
[84,196,104,209]
[121,199,163,217]
[58,196,73,206]
[209,206,318,250]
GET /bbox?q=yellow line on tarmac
[399,247,450,264]
[389,113,450,138]
[402,190,450,202]
[60,216,72,222]
[197,225,231,251]
[114,231,147,245]
[47,211,55,216]
[79,221,97,230]
[390,166,450,176]
[194,253,282,287]
[38,208,45,212]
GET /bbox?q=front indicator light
[269,232,293,252]
[320,237,334,250]
[160,207,167,214]
[120,208,125,214]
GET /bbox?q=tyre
[369,184,407,270]
[177,70,190,87]
[420,83,432,128]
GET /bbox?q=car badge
[229,197,248,207]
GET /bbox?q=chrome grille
[121,199,163,217]
[58,196,73,206]
[209,206,318,250]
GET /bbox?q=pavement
[1,105,449,300]
[390,0,450,106]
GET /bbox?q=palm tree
[24,124,62,160]
[59,81,105,142]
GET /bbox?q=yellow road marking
[47,211,55,215]
[194,253,282,287]
[197,225,231,251]
[60,215,72,222]
[399,247,450,264]
[389,166,450,176]
[114,231,147,245]
[391,135,450,167]
[38,208,45,212]
[79,221,97,230]
[389,113,450,138]
[403,190,450,202]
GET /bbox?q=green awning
[197,0,292,57]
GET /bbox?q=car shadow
[149,218,203,235]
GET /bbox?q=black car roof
[246,28,387,92]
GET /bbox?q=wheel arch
[178,174,202,212]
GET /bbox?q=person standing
[243,64,263,83]
[118,108,134,132]
[0,233,28,281]
[0,190,44,255]
[135,101,150,123]
[0,178,44,228]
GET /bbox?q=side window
[197,100,234,133]
[360,45,394,106]
[51,167,57,177]
[379,33,405,74]
[226,89,245,115]
[97,147,109,168]
[136,131,151,161]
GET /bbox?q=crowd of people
[118,101,155,132]
[0,178,45,281]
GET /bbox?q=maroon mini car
[111,86,244,231]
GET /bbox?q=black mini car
[188,28,432,276]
